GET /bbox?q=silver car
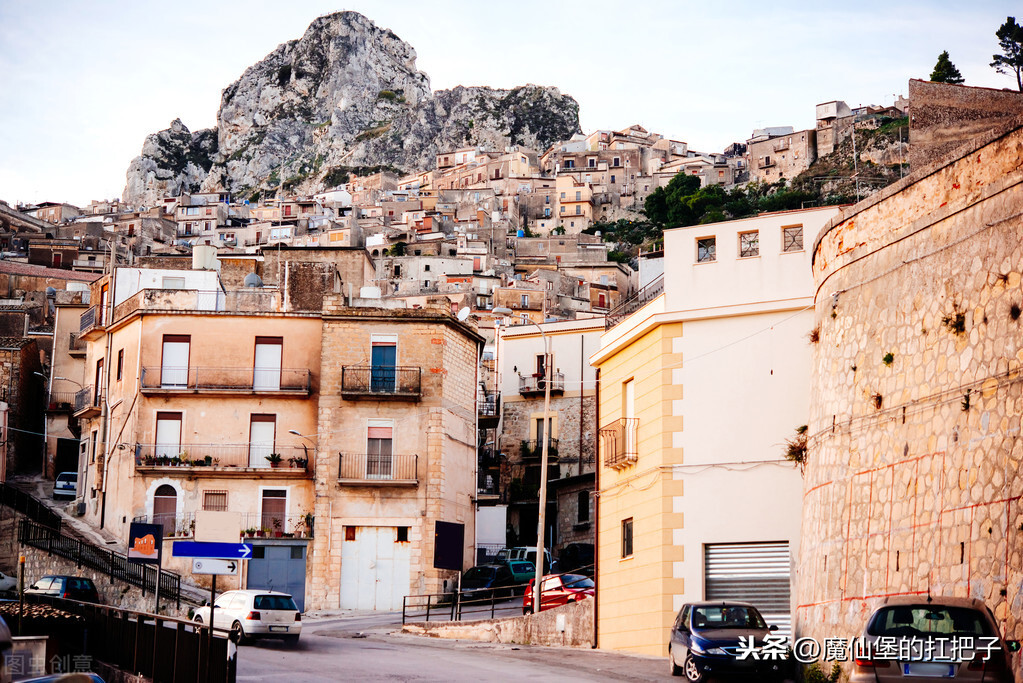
[850,596,1020,682]
[193,589,301,645]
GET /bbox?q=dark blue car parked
[668,601,785,681]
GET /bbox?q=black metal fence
[19,519,183,607]
[604,273,664,330]
[0,482,62,531]
[340,365,422,398]
[24,593,234,683]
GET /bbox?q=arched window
[153,484,177,537]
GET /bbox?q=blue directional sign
[172,541,252,560]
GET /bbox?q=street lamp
[288,430,317,460]
[494,307,552,615]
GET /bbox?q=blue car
[668,601,785,681]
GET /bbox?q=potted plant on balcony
[142,454,155,466]
[265,453,282,468]
[288,456,308,469]
[272,518,283,538]
[304,512,314,538]
[203,455,213,466]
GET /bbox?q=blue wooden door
[370,344,396,392]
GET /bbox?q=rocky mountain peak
[123,13,580,205]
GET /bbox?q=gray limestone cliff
[123,12,580,205]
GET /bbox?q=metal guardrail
[340,366,422,399]
[19,519,184,608]
[45,391,77,411]
[338,453,418,483]
[477,392,500,418]
[140,366,311,393]
[0,482,61,531]
[23,593,234,683]
[519,438,559,460]
[605,273,663,330]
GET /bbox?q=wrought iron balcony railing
[338,453,418,485]
[519,438,559,460]
[600,417,639,469]
[140,366,311,394]
[73,386,101,418]
[605,274,663,330]
[133,443,309,470]
[518,372,565,396]
[340,366,422,400]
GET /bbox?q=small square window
[621,518,634,558]
[345,527,357,541]
[783,225,804,252]
[739,231,759,258]
[202,490,228,511]
[697,237,716,263]
[290,546,304,559]
[397,527,409,542]
[252,546,265,559]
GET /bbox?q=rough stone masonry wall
[800,120,1023,674]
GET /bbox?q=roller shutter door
[704,541,791,637]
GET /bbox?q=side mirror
[769,624,779,632]
[1006,640,1021,653]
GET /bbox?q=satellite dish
[457,306,471,322]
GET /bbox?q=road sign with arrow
[172,540,252,560]
[192,558,239,576]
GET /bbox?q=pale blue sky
[0,0,1016,206]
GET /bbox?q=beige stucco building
[590,206,840,655]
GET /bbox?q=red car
[522,573,594,614]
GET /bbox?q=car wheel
[683,655,704,682]
[523,605,533,615]
[232,621,248,645]
[669,645,683,677]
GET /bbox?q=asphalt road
[236,610,670,682]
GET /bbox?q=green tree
[991,16,1023,91]
[930,50,965,84]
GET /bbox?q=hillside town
[3,8,1023,683]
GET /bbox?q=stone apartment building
[492,318,601,553]
[747,127,817,183]
[72,247,481,612]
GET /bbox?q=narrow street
[237,611,669,682]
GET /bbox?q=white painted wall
[663,206,840,313]
[113,268,221,305]
[496,319,603,397]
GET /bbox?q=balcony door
[155,412,182,459]
[248,414,276,467]
[253,337,283,391]
[160,335,190,388]
[366,422,393,479]
[370,337,397,393]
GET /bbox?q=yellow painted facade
[593,311,683,655]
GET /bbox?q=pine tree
[930,51,965,84]
[991,17,1023,91]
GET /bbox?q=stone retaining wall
[402,597,593,648]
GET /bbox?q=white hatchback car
[193,589,301,645]
[53,472,77,498]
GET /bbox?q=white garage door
[704,541,792,637]
[340,526,412,611]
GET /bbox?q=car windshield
[692,606,767,629]
[463,568,494,581]
[253,595,298,611]
[560,574,594,589]
[867,605,994,637]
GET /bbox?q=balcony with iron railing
[341,366,422,401]
[605,274,663,330]
[478,444,500,468]
[518,372,565,397]
[45,391,77,412]
[73,386,101,418]
[67,332,86,357]
[477,391,500,424]
[600,417,639,469]
[518,438,559,461]
[772,139,790,152]
[133,443,310,475]
[140,366,312,396]
[338,453,418,486]
[477,471,499,498]
[78,305,102,340]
